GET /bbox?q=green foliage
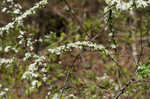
[137,64,150,78]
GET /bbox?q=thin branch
[137,17,144,64]
[63,0,90,38]
[114,10,144,99]
[131,31,138,64]
[59,54,80,99]
[115,78,150,99]
[107,5,123,90]
[107,8,117,52]
[114,78,135,99]
[63,0,82,26]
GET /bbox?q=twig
[63,0,82,26]
[107,5,123,90]
[131,31,138,64]
[107,8,117,52]
[114,10,138,99]
[115,78,150,99]
[59,54,80,99]
[114,10,145,99]
[114,78,135,99]
[137,17,144,64]
[63,0,90,38]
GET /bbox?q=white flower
[17,35,23,38]
[13,9,21,14]
[4,88,9,91]
[22,71,39,80]
[28,63,38,72]
[2,8,7,12]
[108,33,113,37]
[48,91,51,95]
[111,44,116,49]
[0,84,2,88]
[31,80,38,87]
[4,46,11,52]
[52,93,59,99]
[0,91,6,96]
[136,0,148,8]
[0,58,14,65]
[39,38,43,42]
[7,0,13,2]
[12,48,18,53]
[99,73,109,80]
[24,52,32,61]
[42,76,47,82]
[20,31,25,35]
[19,39,24,44]
[41,68,47,73]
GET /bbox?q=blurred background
[0,0,150,98]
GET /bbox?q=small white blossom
[111,44,116,49]
[19,39,24,44]
[20,30,25,35]
[48,91,51,95]
[23,52,32,61]
[28,63,38,72]
[0,91,6,96]
[12,48,18,53]
[4,46,11,52]
[39,38,43,42]
[31,80,38,88]
[52,93,59,99]
[30,46,34,51]
[13,9,21,14]
[99,73,109,80]
[4,88,9,92]
[22,71,39,80]
[42,76,47,82]
[41,68,47,73]
[2,8,7,12]
[0,58,14,65]
[7,0,13,2]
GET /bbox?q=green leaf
[137,64,150,78]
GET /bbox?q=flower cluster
[104,0,150,24]
[105,0,150,11]
[0,0,48,36]
[22,54,48,89]
[0,0,49,92]
[0,58,14,66]
[3,46,18,53]
[48,41,110,55]
[17,30,36,51]
[21,41,111,90]
[1,0,22,15]
[22,55,46,80]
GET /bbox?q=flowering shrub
[0,0,150,98]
